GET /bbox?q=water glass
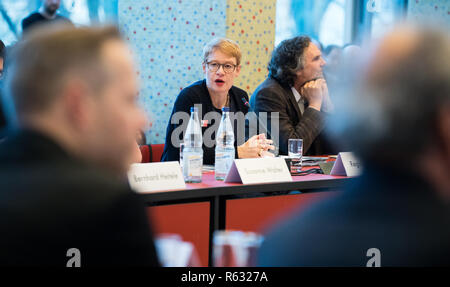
[288,139,303,173]
[179,142,185,170]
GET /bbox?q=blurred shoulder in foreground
[0,25,158,266]
[258,24,450,267]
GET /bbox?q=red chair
[139,144,165,163]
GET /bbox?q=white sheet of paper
[225,158,292,184]
[128,161,186,193]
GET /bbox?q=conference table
[140,162,354,266]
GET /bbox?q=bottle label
[215,151,234,175]
[187,155,202,177]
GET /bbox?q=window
[275,0,407,48]
[0,0,118,46]
[276,0,349,47]
[361,0,407,40]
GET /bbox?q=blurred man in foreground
[258,25,450,266]
[0,25,159,266]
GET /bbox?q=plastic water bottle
[215,107,235,180]
[183,107,203,183]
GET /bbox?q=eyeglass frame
[205,61,238,74]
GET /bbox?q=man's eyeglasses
[206,62,237,74]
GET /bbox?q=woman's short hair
[268,36,311,87]
[202,38,241,66]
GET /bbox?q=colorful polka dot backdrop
[408,0,450,24]
[226,0,276,93]
[119,0,227,144]
[119,0,276,144]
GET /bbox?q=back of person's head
[323,44,342,72]
[268,36,311,87]
[324,44,340,56]
[4,25,146,175]
[331,24,450,167]
[7,25,118,117]
[341,44,361,60]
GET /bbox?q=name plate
[128,161,186,193]
[225,158,292,184]
[330,152,362,177]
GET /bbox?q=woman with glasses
[161,38,273,165]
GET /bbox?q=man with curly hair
[250,36,335,155]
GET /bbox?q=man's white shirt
[291,87,305,115]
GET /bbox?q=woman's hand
[237,134,275,158]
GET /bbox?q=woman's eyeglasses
[206,62,237,74]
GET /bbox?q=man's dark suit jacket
[258,164,450,266]
[0,130,160,266]
[250,77,335,155]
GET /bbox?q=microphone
[241,97,250,108]
[241,97,274,143]
[241,97,278,156]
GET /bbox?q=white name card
[330,152,362,177]
[128,161,186,193]
[225,158,292,184]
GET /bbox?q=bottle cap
[190,107,198,113]
[222,107,230,112]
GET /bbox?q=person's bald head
[365,27,425,89]
[334,25,450,165]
